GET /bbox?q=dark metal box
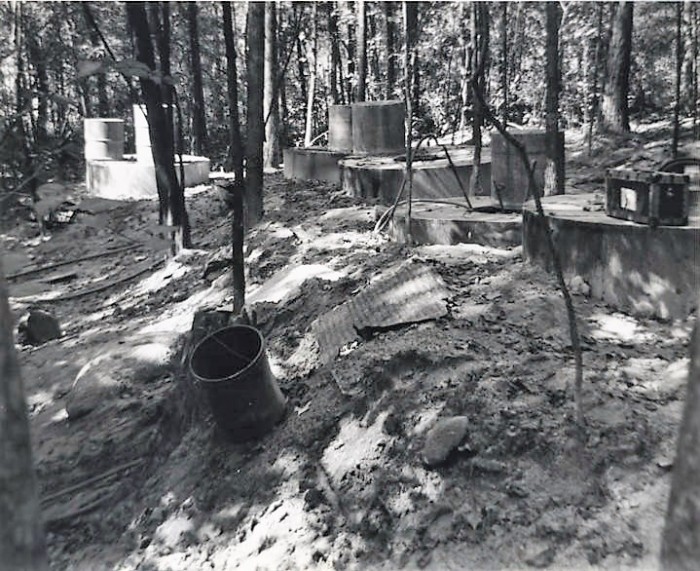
[605,168,689,226]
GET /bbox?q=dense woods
[1,1,699,199]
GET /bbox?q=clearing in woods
[2,126,693,570]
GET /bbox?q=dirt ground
[2,125,694,570]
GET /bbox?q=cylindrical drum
[490,129,565,211]
[190,325,286,442]
[351,100,405,155]
[84,119,124,161]
[328,105,353,152]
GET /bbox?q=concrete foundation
[523,193,700,320]
[282,147,347,184]
[341,147,492,205]
[87,155,211,200]
[384,196,521,248]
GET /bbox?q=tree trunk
[356,0,367,102]
[187,2,208,156]
[587,2,604,154]
[693,2,699,139]
[81,3,109,117]
[25,33,48,144]
[0,259,48,571]
[405,1,419,114]
[673,1,684,158]
[148,2,172,113]
[403,0,416,236]
[458,2,471,133]
[223,1,244,176]
[660,300,700,570]
[328,1,342,104]
[500,2,508,125]
[345,2,356,103]
[294,4,307,108]
[601,1,633,133]
[368,7,380,100]
[545,1,564,195]
[304,2,318,147]
[470,1,487,196]
[127,1,190,251]
[264,1,281,168]
[245,1,265,226]
[383,1,397,99]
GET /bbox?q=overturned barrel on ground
[351,100,405,155]
[491,129,565,211]
[190,325,286,442]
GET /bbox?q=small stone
[526,546,556,568]
[65,355,122,420]
[18,309,62,345]
[421,416,470,467]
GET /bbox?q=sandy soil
[2,127,694,571]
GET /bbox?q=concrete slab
[385,196,522,248]
[282,147,348,184]
[87,155,211,200]
[523,192,700,320]
[340,147,492,205]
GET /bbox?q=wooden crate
[605,168,689,226]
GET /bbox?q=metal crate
[605,168,689,226]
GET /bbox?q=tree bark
[470,1,487,196]
[304,2,318,147]
[673,1,683,158]
[660,300,700,570]
[345,1,356,103]
[328,1,342,104]
[245,1,265,226]
[148,2,172,114]
[356,0,367,102]
[294,3,307,108]
[81,3,109,117]
[601,1,633,133]
[587,2,604,154]
[222,1,244,176]
[264,1,281,168]
[0,259,48,571]
[383,1,397,99]
[127,1,190,251]
[405,1,419,114]
[187,2,208,156]
[545,1,564,195]
[500,1,508,125]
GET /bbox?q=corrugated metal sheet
[312,262,449,363]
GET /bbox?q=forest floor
[1,121,695,571]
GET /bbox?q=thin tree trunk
[187,2,208,155]
[0,259,48,571]
[346,1,356,103]
[673,1,684,158]
[545,1,564,195]
[356,0,367,102]
[500,2,508,125]
[222,0,245,312]
[81,3,109,117]
[304,3,318,147]
[148,2,172,113]
[264,1,280,168]
[295,4,307,109]
[245,1,265,226]
[470,2,486,196]
[601,1,633,133]
[223,1,244,175]
[328,1,342,104]
[694,2,699,139]
[458,2,471,133]
[588,2,604,155]
[369,7,380,99]
[660,300,700,570]
[405,1,419,115]
[127,1,190,251]
[384,1,397,100]
[403,0,416,238]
